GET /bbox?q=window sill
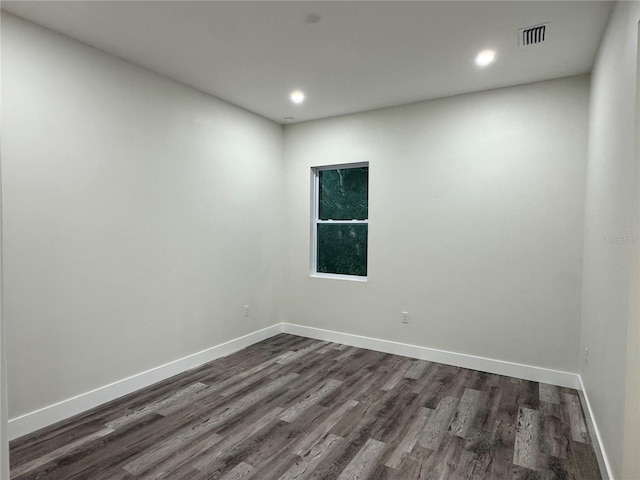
[310,273,368,283]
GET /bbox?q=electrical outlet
[244,305,250,317]
[584,348,589,366]
[401,311,410,324]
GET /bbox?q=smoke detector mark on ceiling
[303,14,321,25]
[519,23,549,47]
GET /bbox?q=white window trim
[310,162,369,282]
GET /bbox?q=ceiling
[2,1,613,124]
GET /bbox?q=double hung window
[311,163,368,280]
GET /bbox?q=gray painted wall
[581,2,640,478]
[282,75,589,374]
[1,14,284,419]
[0,170,7,480]
[2,14,11,479]
[3,6,639,478]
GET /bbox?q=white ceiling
[2,1,613,124]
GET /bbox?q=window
[311,163,368,279]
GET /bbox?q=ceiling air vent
[519,23,549,47]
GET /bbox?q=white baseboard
[281,323,581,389]
[8,324,283,441]
[9,321,596,469]
[578,375,614,480]
[283,323,612,478]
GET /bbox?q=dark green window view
[315,166,368,277]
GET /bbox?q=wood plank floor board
[409,361,445,395]
[539,411,570,459]
[472,385,503,433]
[254,452,304,480]
[241,419,310,472]
[9,366,217,462]
[201,353,295,397]
[384,406,433,469]
[539,398,563,419]
[215,362,290,399]
[415,434,465,480]
[207,405,328,477]
[280,378,342,422]
[449,388,481,438]
[279,433,343,480]
[536,453,581,480]
[539,384,561,405]
[107,382,209,429]
[193,419,283,473]
[368,382,420,444]
[10,427,114,479]
[319,370,375,410]
[219,461,255,480]
[334,346,360,362]
[459,429,494,480]
[468,371,491,392]
[490,404,518,466]
[309,400,399,479]
[324,358,378,384]
[84,466,133,480]
[570,442,602,480]
[400,445,436,480]
[490,375,526,465]
[366,463,401,480]
[420,364,461,409]
[380,358,413,391]
[122,420,222,475]
[523,380,541,410]
[452,449,481,480]
[276,342,329,365]
[351,371,393,407]
[8,416,112,467]
[275,369,352,415]
[512,407,540,470]
[562,393,590,444]
[316,342,338,354]
[136,428,226,480]
[337,438,387,480]
[12,413,166,480]
[10,334,602,480]
[419,395,460,450]
[331,386,413,448]
[192,406,285,471]
[448,367,476,400]
[292,400,359,456]
[194,419,291,477]
[404,360,431,381]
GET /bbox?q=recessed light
[290,90,305,104]
[475,49,496,67]
[284,116,295,122]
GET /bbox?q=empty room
[0,1,638,479]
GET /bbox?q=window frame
[310,162,369,282]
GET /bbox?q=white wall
[5,7,636,478]
[282,76,589,374]
[0,171,7,479]
[581,2,640,479]
[0,13,9,477]
[1,14,284,419]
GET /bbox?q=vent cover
[519,23,549,47]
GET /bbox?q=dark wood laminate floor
[10,334,602,480]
